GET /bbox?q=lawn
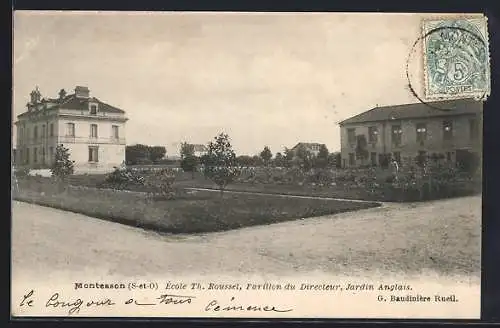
[13,177,380,233]
[62,168,481,202]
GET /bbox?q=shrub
[14,166,31,178]
[457,151,480,175]
[51,144,75,180]
[145,168,176,200]
[335,170,356,184]
[306,169,335,185]
[283,167,306,185]
[103,167,146,189]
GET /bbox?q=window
[347,128,356,144]
[391,125,402,146]
[26,148,30,164]
[443,120,453,141]
[88,146,99,162]
[469,119,479,140]
[49,123,54,137]
[90,104,98,115]
[370,152,377,166]
[416,151,426,167]
[33,148,38,163]
[33,126,38,140]
[42,147,45,164]
[49,147,54,163]
[90,124,98,138]
[41,125,46,138]
[112,125,119,139]
[66,123,75,137]
[348,153,355,166]
[368,126,378,143]
[447,152,452,161]
[416,123,427,143]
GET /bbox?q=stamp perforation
[421,14,490,101]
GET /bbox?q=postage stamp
[422,16,490,100]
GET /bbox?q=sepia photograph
[11,11,487,318]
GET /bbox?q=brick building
[338,99,482,168]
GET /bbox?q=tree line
[125,144,167,165]
[126,140,341,170]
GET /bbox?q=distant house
[182,144,208,157]
[338,99,482,168]
[290,142,325,157]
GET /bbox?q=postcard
[11,11,486,319]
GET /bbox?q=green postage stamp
[422,16,490,100]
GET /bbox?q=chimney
[74,86,90,98]
[30,86,41,104]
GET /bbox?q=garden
[12,138,380,234]
[12,133,481,233]
[13,173,379,234]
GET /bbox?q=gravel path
[12,196,480,283]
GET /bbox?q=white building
[191,144,208,157]
[14,86,128,174]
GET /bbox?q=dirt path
[12,195,480,282]
[186,187,388,204]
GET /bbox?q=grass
[14,177,380,233]
[63,170,480,202]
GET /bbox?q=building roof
[190,144,208,152]
[17,93,126,119]
[291,142,325,150]
[339,99,482,126]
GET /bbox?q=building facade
[15,86,128,174]
[290,142,326,157]
[191,144,208,157]
[338,99,482,168]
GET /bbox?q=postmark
[422,17,490,100]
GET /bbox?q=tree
[355,135,369,164]
[50,144,74,180]
[296,144,314,171]
[260,146,273,166]
[203,133,240,196]
[313,144,329,169]
[274,152,285,167]
[236,155,254,167]
[328,152,341,169]
[125,144,150,165]
[149,146,166,163]
[283,147,294,168]
[199,154,210,166]
[251,155,264,167]
[180,142,198,178]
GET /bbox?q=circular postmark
[406,19,489,111]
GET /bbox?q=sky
[13,11,438,156]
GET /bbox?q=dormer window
[89,103,98,115]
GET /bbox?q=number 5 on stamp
[422,16,490,100]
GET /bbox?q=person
[390,157,399,181]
